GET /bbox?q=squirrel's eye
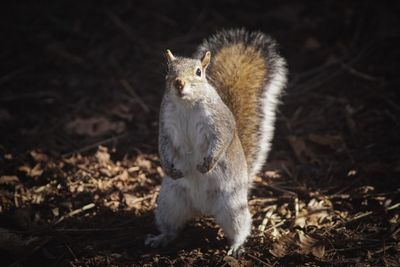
[196,68,202,77]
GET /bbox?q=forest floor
[1,1,400,266]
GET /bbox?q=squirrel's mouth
[176,87,189,98]
[176,90,185,97]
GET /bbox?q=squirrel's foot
[144,234,174,248]
[227,244,245,258]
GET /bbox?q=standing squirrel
[145,29,287,255]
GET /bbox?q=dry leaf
[30,164,44,177]
[65,116,125,137]
[96,146,111,165]
[223,255,240,267]
[297,231,317,255]
[30,151,48,162]
[0,175,19,185]
[287,135,319,163]
[18,164,43,177]
[110,104,133,121]
[136,155,152,170]
[311,245,325,258]
[270,233,295,258]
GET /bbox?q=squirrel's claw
[170,168,184,179]
[164,163,184,179]
[196,163,208,173]
[197,156,214,173]
[145,234,169,248]
[145,233,178,248]
[227,244,245,258]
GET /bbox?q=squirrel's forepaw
[164,164,184,179]
[196,163,208,173]
[169,168,184,179]
[227,244,245,258]
[196,156,214,173]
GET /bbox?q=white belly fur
[162,100,227,215]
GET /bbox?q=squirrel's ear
[201,51,211,69]
[165,49,175,63]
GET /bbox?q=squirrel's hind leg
[214,197,251,257]
[145,176,194,248]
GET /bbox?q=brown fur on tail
[195,29,287,177]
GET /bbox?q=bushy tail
[195,29,287,177]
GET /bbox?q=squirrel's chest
[164,104,211,155]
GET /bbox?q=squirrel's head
[164,49,211,101]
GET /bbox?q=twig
[63,241,77,260]
[120,79,150,113]
[55,203,96,225]
[0,63,39,85]
[0,91,60,103]
[247,254,273,267]
[55,227,134,233]
[288,40,376,96]
[61,132,130,158]
[326,243,395,253]
[262,220,286,233]
[266,184,297,196]
[105,10,152,53]
[341,63,381,82]
[387,202,400,211]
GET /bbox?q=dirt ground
[1,0,400,266]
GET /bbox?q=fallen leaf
[297,231,317,255]
[30,164,44,177]
[18,164,43,177]
[0,175,19,185]
[65,116,126,137]
[311,244,325,258]
[270,233,295,258]
[96,146,111,165]
[110,104,133,121]
[287,135,319,163]
[223,255,240,267]
[136,155,152,170]
[30,150,48,162]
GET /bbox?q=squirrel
[145,29,287,255]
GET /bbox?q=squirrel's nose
[174,78,185,92]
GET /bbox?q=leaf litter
[1,1,400,266]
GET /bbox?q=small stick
[55,203,96,225]
[247,254,273,267]
[262,220,286,233]
[266,184,297,196]
[120,79,150,113]
[61,132,129,158]
[341,63,381,82]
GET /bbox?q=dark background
[0,0,399,266]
